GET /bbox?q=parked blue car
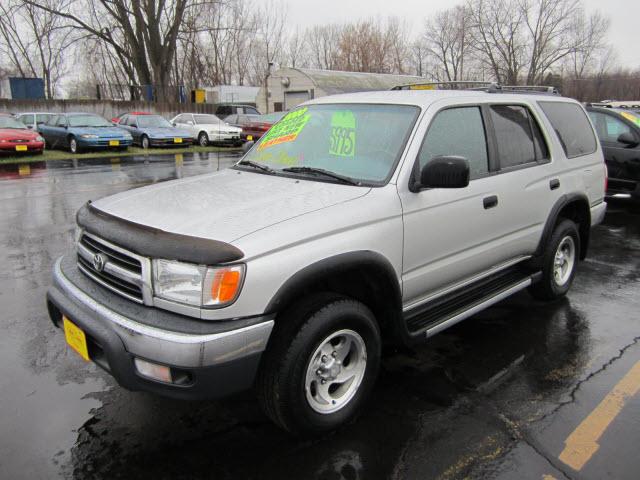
[38,113,133,153]
[116,114,193,149]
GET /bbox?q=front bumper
[0,141,44,152]
[148,137,193,147]
[78,138,132,148]
[47,256,274,399]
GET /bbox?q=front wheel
[198,132,209,147]
[257,294,381,435]
[69,136,80,154]
[529,219,580,300]
[141,135,150,149]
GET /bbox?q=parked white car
[170,113,242,147]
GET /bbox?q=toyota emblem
[92,253,108,272]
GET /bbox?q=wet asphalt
[0,152,638,480]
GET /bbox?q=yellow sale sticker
[620,111,640,126]
[258,108,310,150]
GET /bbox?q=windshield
[240,104,419,184]
[194,114,221,124]
[68,115,112,127]
[0,117,27,129]
[137,115,172,128]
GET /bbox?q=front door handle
[483,195,498,209]
[550,178,560,190]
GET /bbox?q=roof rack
[390,81,560,95]
[391,81,496,91]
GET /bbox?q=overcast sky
[287,0,638,68]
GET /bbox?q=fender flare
[264,250,402,317]
[535,192,591,261]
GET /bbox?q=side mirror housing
[242,140,255,153]
[417,156,470,190]
[617,132,639,147]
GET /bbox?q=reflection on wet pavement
[0,154,638,479]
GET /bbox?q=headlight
[152,259,244,307]
[80,134,98,139]
[36,136,44,142]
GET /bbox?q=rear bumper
[607,177,639,199]
[590,201,607,226]
[47,256,274,400]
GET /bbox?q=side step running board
[425,278,531,337]
[403,266,541,339]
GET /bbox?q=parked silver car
[47,87,606,434]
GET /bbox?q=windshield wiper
[281,166,360,186]
[237,159,276,174]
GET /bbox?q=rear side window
[419,107,489,179]
[539,102,597,158]
[36,114,50,124]
[489,105,548,168]
[20,114,34,125]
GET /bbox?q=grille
[10,139,29,143]
[77,233,144,303]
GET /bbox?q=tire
[257,294,381,435]
[198,132,209,147]
[141,135,150,149]
[529,219,580,300]
[68,136,80,154]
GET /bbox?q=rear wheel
[141,135,150,149]
[529,219,580,300]
[257,294,381,435]
[198,132,209,147]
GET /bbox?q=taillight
[604,164,608,192]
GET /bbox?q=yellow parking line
[559,360,640,471]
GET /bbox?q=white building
[203,85,260,105]
[257,67,425,113]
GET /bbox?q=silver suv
[47,88,607,434]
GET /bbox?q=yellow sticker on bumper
[63,316,90,361]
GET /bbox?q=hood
[139,127,191,137]
[68,126,130,138]
[0,128,39,140]
[90,168,370,244]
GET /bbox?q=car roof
[304,89,576,109]
[15,112,55,115]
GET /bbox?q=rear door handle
[550,178,560,190]
[483,195,498,209]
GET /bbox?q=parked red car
[224,112,285,140]
[111,111,152,124]
[0,115,45,154]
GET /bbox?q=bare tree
[0,0,77,98]
[467,0,526,84]
[306,24,340,70]
[423,6,471,81]
[24,0,202,100]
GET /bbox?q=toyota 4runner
[47,87,607,434]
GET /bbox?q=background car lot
[0,155,637,479]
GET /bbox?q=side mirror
[417,156,470,190]
[27,125,33,129]
[617,132,639,147]
[242,140,255,153]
